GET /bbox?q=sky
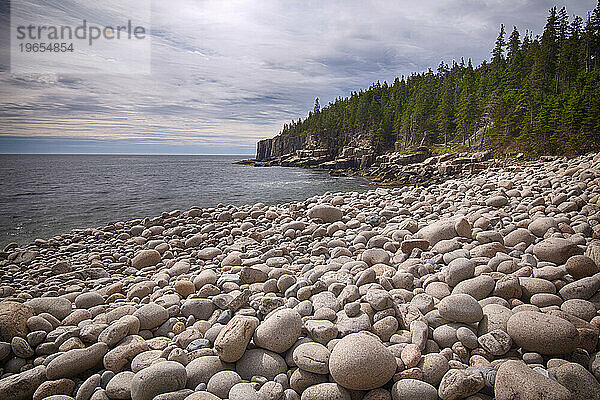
[0,0,597,155]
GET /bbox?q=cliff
[256,135,308,161]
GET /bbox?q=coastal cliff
[256,135,307,161]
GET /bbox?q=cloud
[0,0,597,154]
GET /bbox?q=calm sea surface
[0,154,368,248]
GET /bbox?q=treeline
[279,3,600,156]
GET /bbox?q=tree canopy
[278,3,600,156]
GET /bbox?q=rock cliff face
[256,135,307,161]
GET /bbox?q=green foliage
[278,2,600,156]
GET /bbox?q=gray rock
[328,332,396,391]
[495,360,571,400]
[549,362,600,400]
[438,294,483,323]
[131,249,161,269]
[47,342,108,379]
[533,238,582,265]
[105,371,134,399]
[132,303,169,330]
[506,311,578,355]
[293,342,331,374]
[444,258,475,287]
[215,315,259,362]
[207,370,242,399]
[559,276,600,300]
[254,308,302,353]
[0,301,34,341]
[307,205,343,223]
[477,329,512,356]
[236,349,287,380]
[25,297,72,320]
[0,365,47,400]
[74,293,104,309]
[438,368,485,400]
[185,356,230,389]
[300,383,351,400]
[391,379,438,400]
[130,361,187,400]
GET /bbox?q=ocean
[0,154,368,248]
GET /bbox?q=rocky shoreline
[238,146,527,186]
[1,152,600,400]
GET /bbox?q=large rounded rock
[301,383,351,400]
[236,349,287,380]
[0,301,34,341]
[25,297,72,320]
[307,205,343,223]
[329,332,396,390]
[361,249,391,266]
[549,362,600,400]
[558,276,600,300]
[105,371,134,399]
[533,238,582,265]
[438,368,485,400]
[416,219,458,246]
[0,365,47,400]
[565,255,599,279]
[495,360,571,400]
[506,311,578,355]
[131,249,161,269]
[74,292,104,309]
[528,217,557,237]
[130,361,187,400]
[478,304,514,335]
[214,316,259,362]
[452,275,495,300]
[504,228,533,247]
[132,303,169,330]
[181,299,214,321]
[419,353,450,386]
[293,342,331,374]
[254,308,302,353]
[438,294,483,323]
[444,258,475,287]
[391,379,437,400]
[207,370,242,399]
[185,356,230,389]
[47,343,108,379]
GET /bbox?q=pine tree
[492,24,507,64]
[507,26,521,59]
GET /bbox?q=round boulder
[438,294,483,323]
[506,311,578,355]
[130,361,187,400]
[329,332,396,390]
[254,308,302,353]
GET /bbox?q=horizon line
[0,152,255,156]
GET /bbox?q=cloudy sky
[0,0,596,155]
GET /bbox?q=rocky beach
[1,152,600,400]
